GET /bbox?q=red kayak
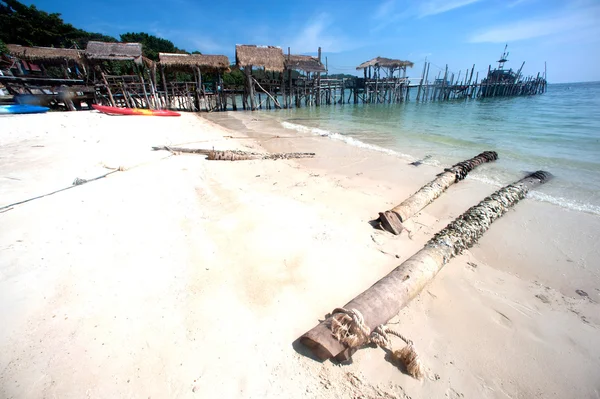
[92,104,180,117]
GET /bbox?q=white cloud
[190,37,228,54]
[469,5,599,43]
[285,13,360,53]
[418,0,482,17]
[369,0,482,31]
[373,0,396,20]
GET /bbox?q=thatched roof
[236,45,284,72]
[6,44,84,63]
[285,54,326,73]
[159,53,230,72]
[85,41,143,63]
[356,56,414,70]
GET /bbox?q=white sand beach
[1,111,599,398]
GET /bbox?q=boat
[92,104,180,117]
[0,104,50,114]
[480,45,520,97]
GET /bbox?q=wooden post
[160,65,170,108]
[439,65,448,101]
[101,71,116,107]
[466,64,475,98]
[416,61,426,102]
[315,47,322,106]
[287,48,292,109]
[244,66,256,110]
[139,73,151,109]
[424,62,430,101]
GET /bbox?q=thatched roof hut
[285,55,326,73]
[6,44,84,64]
[235,45,284,72]
[85,41,143,64]
[159,53,230,72]
[356,56,414,70]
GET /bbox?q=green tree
[120,32,186,61]
[0,38,7,54]
[223,65,245,86]
[0,0,115,48]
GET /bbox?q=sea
[253,81,600,216]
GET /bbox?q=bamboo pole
[100,71,116,107]
[379,151,498,235]
[253,77,281,109]
[300,171,552,361]
[416,62,426,102]
[244,66,256,110]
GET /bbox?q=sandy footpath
[1,111,599,398]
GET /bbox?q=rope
[0,155,172,212]
[329,308,425,379]
[0,169,118,211]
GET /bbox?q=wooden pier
[1,42,547,112]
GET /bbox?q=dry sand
[0,111,599,398]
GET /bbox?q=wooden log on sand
[300,171,551,364]
[151,146,315,161]
[379,151,498,235]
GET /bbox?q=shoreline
[1,110,599,398]
[228,105,600,217]
[204,110,600,296]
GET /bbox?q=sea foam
[281,121,413,160]
[281,121,600,216]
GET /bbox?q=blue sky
[25,0,600,83]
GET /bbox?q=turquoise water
[260,82,600,215]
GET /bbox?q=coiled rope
[329,308,425,379]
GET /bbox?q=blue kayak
[0,105,50,115]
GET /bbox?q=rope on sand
[330,308,425,380]
[0,158,167,212]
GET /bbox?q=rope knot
[72,177,87,186]
[329,308,426,379]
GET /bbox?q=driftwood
[300,171,551,362]
[379,151,498,235]
[151,146,315,161]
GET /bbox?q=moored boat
[92,104,180,117]
[0,104,50,114]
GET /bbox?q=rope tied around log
[329,308,425,379]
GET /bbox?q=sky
[24,0,600,83]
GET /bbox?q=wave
[469,175,600,215]
[281,121,414,160]
[281,121,600,216]
[528,191,600,216]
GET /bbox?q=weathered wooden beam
[378,151,498,235]
[299,171,552,361]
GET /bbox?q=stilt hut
[284,54,326,107]
[6,44,86,78]
[2,44,92,110]
[235,45,285,111]
[158,53,230,111]
[356,56,414,103]
[84,41,156,108]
